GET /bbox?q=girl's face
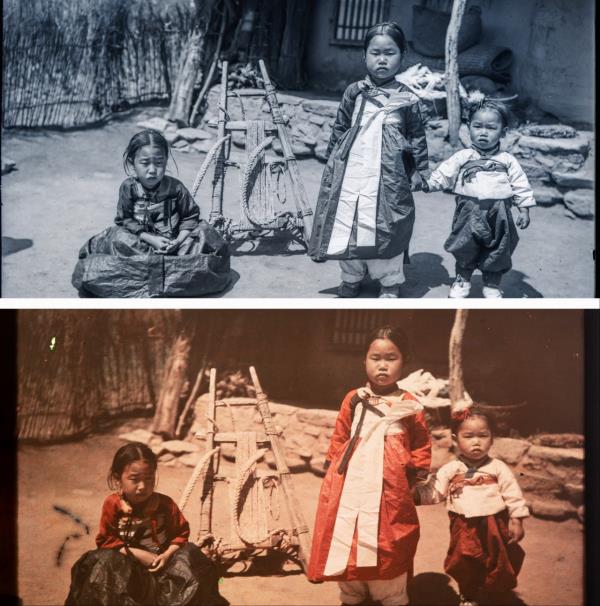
[469,109,505,151]
[365,338,404,389]
[365,34,403,83]
[133,144,166,189]
[455,416,493,462]
[117,459,156,505]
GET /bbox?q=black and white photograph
[1,0,595,298]
[12,309,592,605]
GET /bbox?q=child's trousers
[338,572,408,606]
[340,252,405,287]
[445,196,519,284]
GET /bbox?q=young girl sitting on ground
[65,442,228,606]
[308,326,431,606]
[308,22,429,298]
[72,129,230,298]
[414,407,529,606]
[424,99,536,298]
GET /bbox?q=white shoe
[449,276,471,298]
[482,285,503,298]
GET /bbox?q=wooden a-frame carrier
[189,60,314,248]
[178,366,312,573]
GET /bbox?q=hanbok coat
[308,78,429,261]
[308,386,431,582]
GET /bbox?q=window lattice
[332,0,390,44]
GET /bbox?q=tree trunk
[448,309,469,410]
[151,334,192,438]
[445,0,467,148]
[276,0,312,88]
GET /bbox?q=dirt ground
[1,107,595,298]
[17,418,583,606]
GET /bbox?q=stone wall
[191,87,594,219]
[119,396,584,523]
[132,394,582,523]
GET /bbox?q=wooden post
[448,309,469,411]
[198,368,218,541]
[249,366,312,573]
[210,60,229,222]
[445,0,467,148]
[258,59,313,240]
[276,0,312,88]
[151,335,191,438]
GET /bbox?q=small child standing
[414,407,529,606]
[308,327,431,606]
[308,22,429,298]
[72,129,230,297]
[425,100,535,298]
[65,442,228,606]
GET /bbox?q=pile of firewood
[215,370,257,399]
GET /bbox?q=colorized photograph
[1,1,595,298]
[15,309,586,605]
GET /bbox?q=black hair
[450,405,497,436]
[107,442,158,490]
[365,325,412,363]
[363,21,407,54]
[123,129,170,174]
[468,99,510,129]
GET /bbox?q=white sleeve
[496,460,530,518]
[506,155,536,208]
[427,151,467,192]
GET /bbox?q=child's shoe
[338,281,361,298]
[379,284,399,298]
[482,285,502,298]
[449,276,471,298]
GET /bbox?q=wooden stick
[448,309,469,410]
[248,366,311,573]
[445,0,467,148]
[210,61,229,221]
[257,59,313,241]
[198,368,218,540]
[175,365,206,438]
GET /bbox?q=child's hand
[158,239,180,255]
[508,517,525,543]
[410,173,425,192]
[516,208,530,229]
[148,552,171,573]
[149,544,180,573]
[141,233,172,252]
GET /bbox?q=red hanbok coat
[308,387,431,582]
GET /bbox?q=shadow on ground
[2,236,33,256]
[409,572,459,605]
[230,233,307,257]
[403,252,451,297]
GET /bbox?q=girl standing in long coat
[308,327,431,605]
[308,23,429,298]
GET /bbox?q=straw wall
[2,0,193,128]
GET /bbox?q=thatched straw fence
[17,310,184,441]
[2,0,194,129]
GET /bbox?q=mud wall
[304,0,594,125]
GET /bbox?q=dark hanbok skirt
[65,544,229,606]
[444,196,519,274]
[72,220,231,298]
[444,509,525,597]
